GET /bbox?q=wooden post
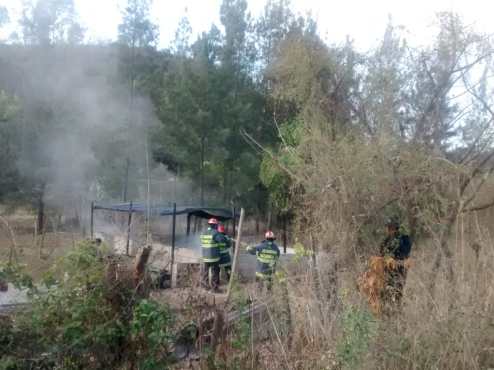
[226,208,245,305]
[171,203,177,287]
[283,214,287,254]
[90,201,94,240]
[134,245,152,297]
[126,201,133,256]
[232,207,236,238]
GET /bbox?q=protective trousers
[201,262,220,291]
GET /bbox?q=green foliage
[20,0,85,45]
[0,357,18,370]
[0,90,21,202]
[291,240,312,262]
[231,311,251,350]
[118,0,158,48]
[0,91,18,122]
[336,303,377,369]
[130,299,174,368]
[0,6,8,28]
[2,241,175,368]
[260,119,302,212]
[0,262,33,291]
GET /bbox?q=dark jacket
[217,232,232,267]
[380,233,412,260]
[247,240,280,278]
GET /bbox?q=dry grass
[0,212,82,281]
[244,217,494,370]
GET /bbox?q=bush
[130,299,174,369]
[1,241,175,369]
[336,303,377,369]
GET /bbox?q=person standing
[200,218,221,292]
[217,224,232,284]
[379,217,412,308]
[247,231,280,291]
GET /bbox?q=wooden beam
[225,208,245,305]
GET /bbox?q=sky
[1,0,494,50]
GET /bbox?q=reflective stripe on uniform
[201,231,220,262]
[256,271,271,279]
[203,257,220,262]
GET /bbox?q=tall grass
[249,216,494,370]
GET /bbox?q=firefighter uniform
[217,231,232,283]
[247,237,280,291]
[200,226,221,291]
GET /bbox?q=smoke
[0,44,159,220]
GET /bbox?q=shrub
[2,241,175,368]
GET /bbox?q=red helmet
[218,225,225,233]
[265,230,275,240]
[208,218,219,225]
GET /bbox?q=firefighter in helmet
[200,218,222,292]
[247,230,280,291]
[217,224,232,284]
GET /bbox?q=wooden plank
[225,208,245,305]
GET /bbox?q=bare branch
[463,197,494,212]
[240,128,303,182]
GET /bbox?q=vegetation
[1,0,494,369]
[0,241,175,368]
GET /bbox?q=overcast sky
[1,0,493,50]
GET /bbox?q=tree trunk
[429,212,456,296]
[309,233,325,321]
[134,245,152,297]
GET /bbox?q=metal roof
[93,202,235,221]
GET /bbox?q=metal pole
[90,201,94,240]
[171,203,177,266]
[126,201,133,256]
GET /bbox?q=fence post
[126,201,133,256]
[90,201,94,240]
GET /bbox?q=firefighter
[217,224,232,284]
[247,230,280,291]
[200,218,221,292]
[379,217,412,308]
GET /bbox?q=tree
[118,0,158,49]
[155,26,223,205]
[19,0,85,45]
[0,91,21,202]
[0,6,9,28]
[117,0,159,201]
[255,0,294,71]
